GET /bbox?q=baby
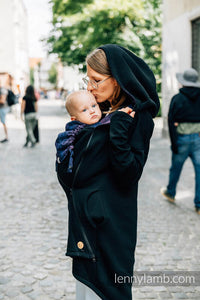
[55,90,102,172]
[65,90,102,124]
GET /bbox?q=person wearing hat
[56,44,160,300]
[161,68,200,215]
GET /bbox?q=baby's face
[72,92,102,124]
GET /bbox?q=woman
[0,86,9,143]
[56,44,160,300]
[21,85,38,147]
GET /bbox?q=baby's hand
[118,107,135,118]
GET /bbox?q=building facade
[30,55,84,96]
[0,0,29,93]
[162,0,200,136]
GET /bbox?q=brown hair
[86,49,126,112]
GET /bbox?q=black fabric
[23,95,36,114]
[56,45,159,299]
[56,111,154,300]
[6,90,17,106]
[33,119,39,143]
[168,87,200,153]
[99,44,160,118]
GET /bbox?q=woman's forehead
[87,65,104,78]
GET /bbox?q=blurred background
[0,1,200,299]
[0,0,199,132]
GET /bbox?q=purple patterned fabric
[55,114,111,173]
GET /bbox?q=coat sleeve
[168,96,179,154]
[109,111,154,187]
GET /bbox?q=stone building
[0,0,29,93]
[162,0,200,135]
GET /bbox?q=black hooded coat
[168,87,200,153]
[56,44,160,300]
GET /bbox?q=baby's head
[65,90,102,124]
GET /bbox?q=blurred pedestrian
[35,90,40,101]
[0,85,9,143]
[161,68,200,214]
[56,44,160,300]
[21,85,38,148]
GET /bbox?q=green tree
[48,63,58,87]
[139,0,162,94]
[30,68,34,86]
[47,0,145,66]
[47,0,162,112]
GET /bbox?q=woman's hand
[118,107,135,118]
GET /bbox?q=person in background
[161,68,200,214]
[0,85,9,143]
[35,90,40,101]
[21,85,38,148]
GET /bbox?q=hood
[99,44,160,118]
[180,87,200,102]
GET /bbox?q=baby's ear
[71,116,76,121]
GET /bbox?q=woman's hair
[25,85,37,101]
[86,49,126,112]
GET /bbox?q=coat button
[77,241,84,249]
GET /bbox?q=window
[192,17,200,75]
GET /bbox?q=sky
[23,0,53,58]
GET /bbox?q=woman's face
[86,64,117,103]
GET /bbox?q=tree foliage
[30,68,34,86]
[48,63,58,87]
[47,0,162,96]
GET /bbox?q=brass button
[77,241,84,249]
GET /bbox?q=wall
[0,0,29,92]
[162,0,200,136]
[0,0,15,78]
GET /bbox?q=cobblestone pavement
[0,100,199,300]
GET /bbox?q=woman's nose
[87,81,93,91]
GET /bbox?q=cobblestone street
[0,100,199,300]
